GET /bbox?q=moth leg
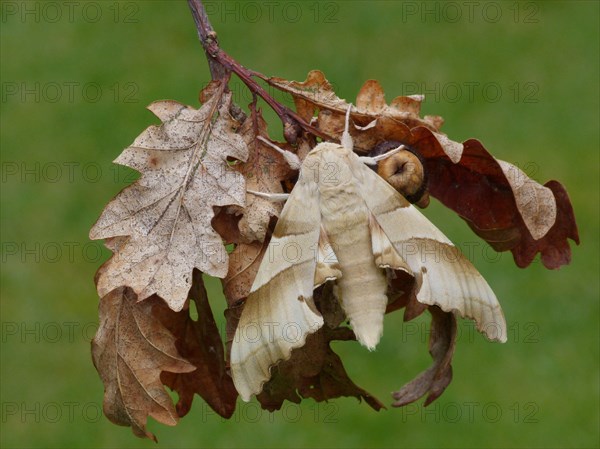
[257,136,301,170]
[359,145,406,166]
[247,190,290,202]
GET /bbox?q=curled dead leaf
[392,306,457,407]
[497,160,556,240]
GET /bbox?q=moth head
[373,141,430,208]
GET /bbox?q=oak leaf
[392,306,457,407]
[158,270,238,418]
[267,71,442,151]
[257,326,385,412]
[91,288,194,441]
[223,239,269,305]
[498,160,556,240]
[415,137,579,268]
[90,85,248,311]
[256,284,385,411]
[232,106,295,243]
[267,70,349,118]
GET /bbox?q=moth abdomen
[324,209,388,351]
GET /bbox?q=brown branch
[187,0,331,143]
[187,0,228,81]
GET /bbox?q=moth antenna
[359,145,406,166]
[257,136,301,170]
[341,104,353,150]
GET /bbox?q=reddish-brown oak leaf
[258,326,385,412]
[158,271,238,419]
[412,136,579,269]
[256,284,385,411]
[91,288,194,441]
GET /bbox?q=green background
[1,1,598,448]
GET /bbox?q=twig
[187,0,331,143]
[187,0,228,81]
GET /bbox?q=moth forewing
[230,173,325,401]
[248,176,320,294]
[230,273,324,401]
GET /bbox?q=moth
[230,107,507,401]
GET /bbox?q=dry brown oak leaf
[223,239,268,306]
[265,70,442,152]
[89,86,248,311]
[229,106,296,244]
[91,287,194,442]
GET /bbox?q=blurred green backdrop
[1,1,598,448]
